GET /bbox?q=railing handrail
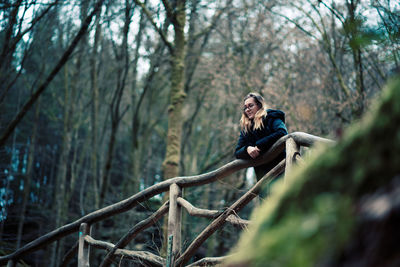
[0,132,334,264]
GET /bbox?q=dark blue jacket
[235,109,288,179]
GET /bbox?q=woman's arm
[255,118,288,151]
[235,132,252,159]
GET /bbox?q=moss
[226,76,400,266]
[171,90,186,105]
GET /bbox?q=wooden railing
[1,132,334,267]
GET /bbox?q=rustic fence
[0,132,333,267]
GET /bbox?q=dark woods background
[0,0,398,265]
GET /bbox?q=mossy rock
[226,75,400,267]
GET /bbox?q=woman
[235,92,288,180]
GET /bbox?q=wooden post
[167,183,182,265]
[285,137,300,181]
[166,234,173,267]
[78,223,91,267]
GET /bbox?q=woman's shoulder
[265,109,285,123]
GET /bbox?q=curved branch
[319,0,345,24]
[290,131,335,147]
[293,1,324,36]
[177,197,250,226]
[85,236,165,266]
[266,8,318,40]
[60,241,78,267]
[177,197,220,217]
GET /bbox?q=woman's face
[244,97,260,120]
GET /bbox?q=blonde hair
[240,92,268,133]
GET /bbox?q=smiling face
[244,97,261,120]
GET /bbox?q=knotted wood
[285,137,300,181]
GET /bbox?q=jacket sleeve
[235,131,252,159]
[255,118,288,152]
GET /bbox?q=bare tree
[0,0,106,147]
[98,0,132,208]
[0,0,58,105]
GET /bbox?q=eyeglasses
[243,103,256,111]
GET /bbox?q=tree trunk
[50,63,74,266]
[16,99,41,249]
[51,1,90,264]
[99,122,118,208]
[346,0,365,117]
[98,0,132,208]
[160,0,187,255]
[90,8,102,210]
[130,0,147,195]
[162,0,187,180]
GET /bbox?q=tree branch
[266,8,318,40]
[319,0,346,24]
[60,242,78,267]
[11,0,60,52]
[177,197,250,226]
[133,0,174,52]
[85,236,165,266]
[100,201,169,267]
[192,0,233,41]
[161,0,174,21]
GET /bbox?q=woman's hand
[247,146,261,159]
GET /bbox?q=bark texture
[162,0,187,180]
